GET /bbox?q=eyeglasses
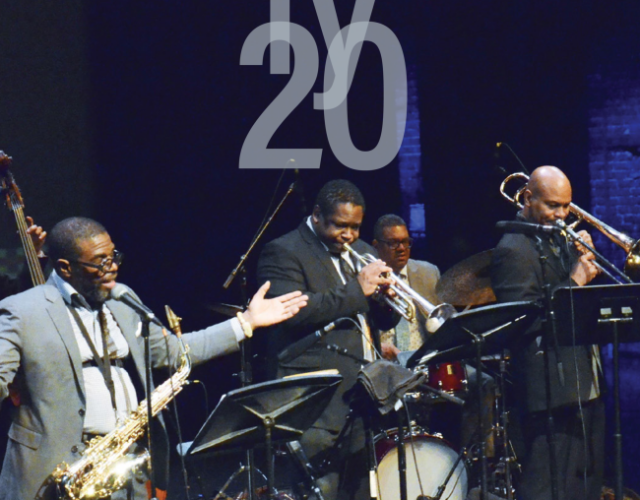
[71,250,124,274]
[378,238,414,250]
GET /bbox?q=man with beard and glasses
[0,216,308,500]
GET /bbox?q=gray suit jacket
[0,275,240,500]
[406,258,441,341]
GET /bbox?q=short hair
[314,179,366,217]
[373,214,407,240]
[48,217,108,263]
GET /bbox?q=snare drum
[374,428,468,500]
[426,361,467,394]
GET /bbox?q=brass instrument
[343,243,456,333]
[500,172,640,281]
[53,307,191,499]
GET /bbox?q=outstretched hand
[25,216,47,255]
[243,281,308,329]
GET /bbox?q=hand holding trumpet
[357,259,394,296]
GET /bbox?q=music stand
[552,283,640,500]
[185,374,342,499]
[405,301,541,500]
[407,301,542,368]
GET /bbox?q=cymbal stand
[213,464,246,500]
[462,328,489,500]
[286,441,326,500]
[491,351,518,500]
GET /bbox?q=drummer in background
[374,214,496,453]
[372,214,441,361]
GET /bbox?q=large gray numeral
[323,22,407,171]
[240,22,322,169]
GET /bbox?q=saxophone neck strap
[67,304,118,411]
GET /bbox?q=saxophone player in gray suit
[0,217,308,500]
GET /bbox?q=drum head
[376,435,468,500]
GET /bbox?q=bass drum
[375,428,468,500]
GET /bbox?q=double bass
[0,151,45,287]
[0,151,45,407]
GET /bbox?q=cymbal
[436,249,496,306]
[207,303,243,317]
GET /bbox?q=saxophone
[52,306,191,499]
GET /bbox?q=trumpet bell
[426,303,457,333]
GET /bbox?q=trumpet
[500,172,640,282]
[342,243,456,333]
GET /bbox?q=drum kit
[203,251,536,500]
[361,252,538,500]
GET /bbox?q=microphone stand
[223,182,296,291]
[141,317,158,500]
[222,182,297,500]
[535,237,560,500]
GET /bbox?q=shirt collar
[399,265,408,279]
[307,215,337,255]
[306,216,355,268]
[51,269,92,310]
[306,216,329,252]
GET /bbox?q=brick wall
[588,70,640,490]
[589,72,640,273]
[397,64,426,238]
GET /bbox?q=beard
[81,285,110,310]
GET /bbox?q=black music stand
[185,374,342,499]
[552,283,640,500]
[407,301,542,368]
[405,301,541,500]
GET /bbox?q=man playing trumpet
[257,179,399,500]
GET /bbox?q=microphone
[278,322,337,363]
[293,167,308,215]
[286,441,326,500]
[110,284,164,327]
[496,220,561,236]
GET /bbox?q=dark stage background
[1,0,640,497]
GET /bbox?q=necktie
[394,275,423,351]
[338,253,376,360]
[98,309,118,410]
[339,255,357,282]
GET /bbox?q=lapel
[536,236,570,280]
[297,221,343,287]
[107,298,147,386]
[43,278,86,397]
[406,259,421,291]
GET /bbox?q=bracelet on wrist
[236,312,253,339]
